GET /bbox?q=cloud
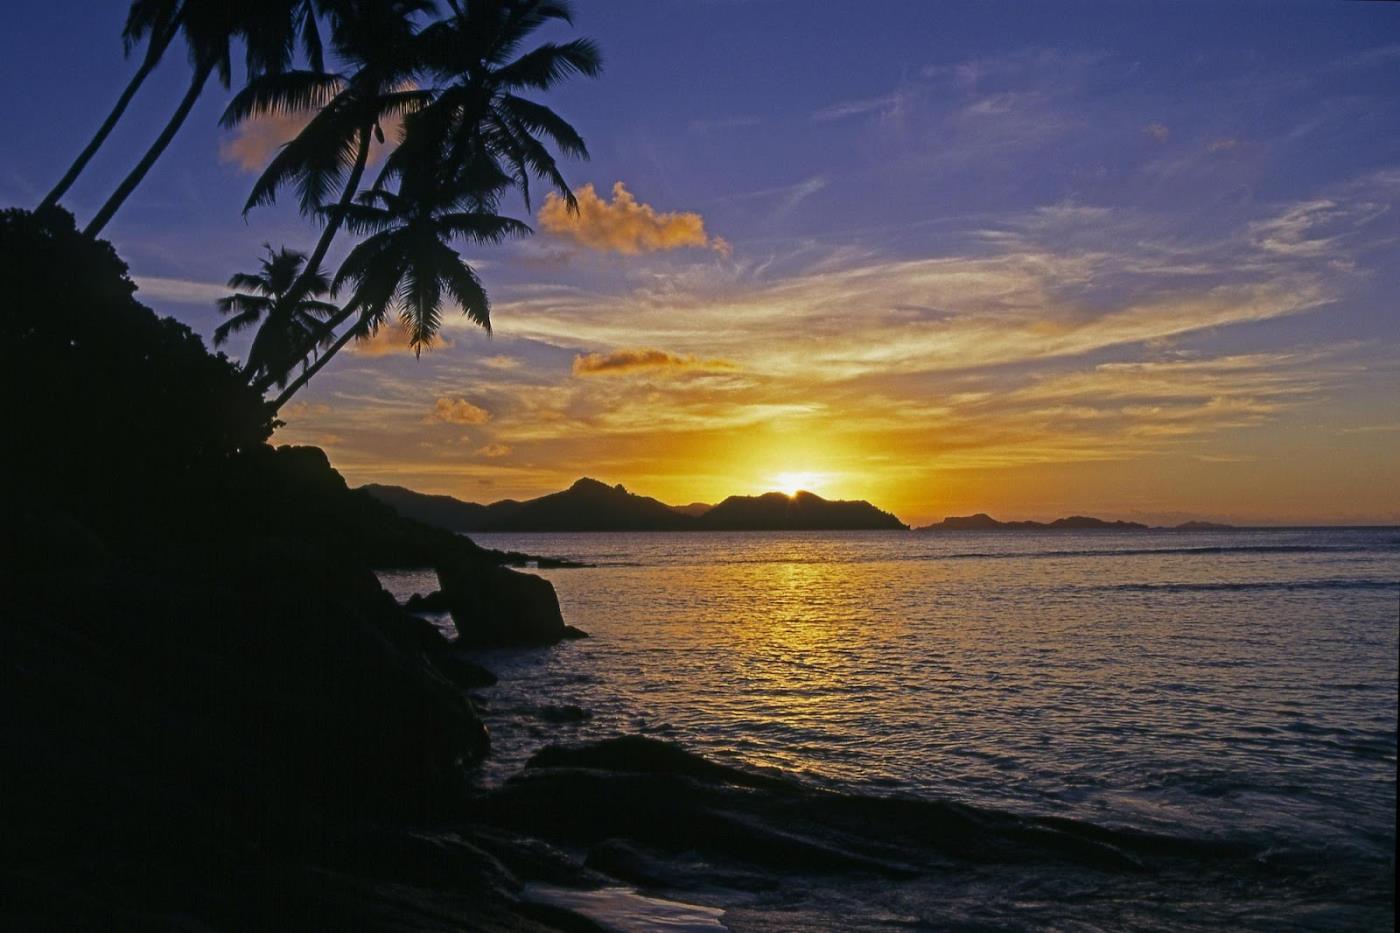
[219,86,412,173]
[482,354,520,369]
[133,276,227,304]
[572,347,737,377]
[477,443,512,458]
[539,182,730,256]
[219,110,311,172]
[811,92,909,122]
[1143,122,1170,142]
[1207,137,1239,153]
[428,397,491,425]
[352,319,454,357]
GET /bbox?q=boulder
[436,553,582,647]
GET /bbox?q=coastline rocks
[435,652,500,689]
[437,553,584,647]
[6,532,492,848]
[405,589,452,612]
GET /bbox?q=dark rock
[537,704,592,723]
[436,553,569,647]
[525,736,787,789]
[406,589,452,612]
[561,624,590,640]
[435,653,499,689]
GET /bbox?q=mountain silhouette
[696,491,907,530]
[920,513,1151,531]
[363,480,907,532]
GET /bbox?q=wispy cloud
[812,92,909,122]
[133,276,227,305]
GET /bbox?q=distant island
[364,477,908,532]
[919,513,1236,532]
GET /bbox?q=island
[364,477,909,532]
[918,513,1236,531]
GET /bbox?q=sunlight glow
[773,471,823,496]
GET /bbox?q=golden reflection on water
[382,528,1398,846]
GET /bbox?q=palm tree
[222,0,436,376]
[37,1,184,214]
[270,157,528,409]
[404,0,602,211]
[84,1,328,237]
[264,0,599,395]
[215,245,340,387]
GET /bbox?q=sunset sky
[4,1,1399,525]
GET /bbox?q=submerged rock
[537,704,592,723]
[436,553,577,647]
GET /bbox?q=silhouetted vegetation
[2,203,597,926]
[3,207,273,542]
[38,0,600,411]
[216,244,340,387]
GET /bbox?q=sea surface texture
[380,527,1398,929]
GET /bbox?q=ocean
[379,527,1398,930]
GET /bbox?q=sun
[772,471,822,497]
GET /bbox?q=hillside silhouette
[364,479,908,531]
[918,513,1233,531]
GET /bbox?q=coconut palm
[265,0,598,395]
[84,1,329,237]
[402,0,602,211]
[223,0,436,370]
[215,245,340,388]
[270,157,527,409]
[37,1,184,214]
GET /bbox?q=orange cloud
[219,110,310,171]
[540,182,730,255]
[572,347,737,377]
[219,88,412,173]
[352,319,454,357]
[477,443,512,458]
[429,397,491,425]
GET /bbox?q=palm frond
[221,71,345,128]
[493,39,602,92]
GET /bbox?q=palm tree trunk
[84,62,212,238]
[303,125,372,285]
[254,126,372,391]
[271,315,360,411]
[38,16,181,214]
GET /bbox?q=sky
[3,1,1399,525]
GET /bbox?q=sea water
[379,527,1398,928]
